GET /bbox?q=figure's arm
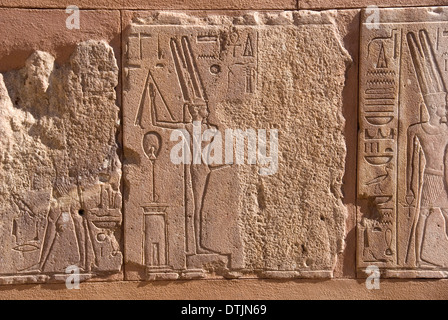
[406,125,417,205]
[39,200,61,270]
[209,164,231,171]
[201,124,230,170]
[149,83,185,130]
[444,143,448,188]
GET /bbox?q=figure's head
[53,176,78,201]
[25,51,55,95]
[407,31,448,124]
[185,101,209,122]
[423,92,447,121]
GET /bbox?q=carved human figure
[38,176,90,272]
[151,93,222,255]
[39,172,121,272]
[406,30,448,267]
[149,36,227,256]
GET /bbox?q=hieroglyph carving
[358,8,448,277]
[124,11,350,280]
[0,41,122,284]
[124,24,254,280]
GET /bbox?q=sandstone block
[0,40,122,283]
[123,10,351,280]
[358,7,448,278]
[0,0,296,10]
[301,0,448,9]
[0,9,120,72]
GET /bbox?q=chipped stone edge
[142,270,334,281]
[131,10,348,26]
[0,272,124,286]
[361,6,448,24]
[357,268,448,279]
[0,40,124,286]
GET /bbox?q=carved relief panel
[123,11,350,280]
[123,22,253,280]
[358,7,448,277]
[0,41,123,284]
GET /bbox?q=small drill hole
[78,209,85,216]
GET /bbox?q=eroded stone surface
[0,9,121,72]
[0,40,122,283]
[0,0,297,10]
[300,0,448,9]
[123,11,350,280]
[358,7,448,278]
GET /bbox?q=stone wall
[1,0,448,299]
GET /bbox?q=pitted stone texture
[301,0,448,9]
[0,0,296,10]
[123,11,350,280]
[358,7,448,278]
[0,40,122,284]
